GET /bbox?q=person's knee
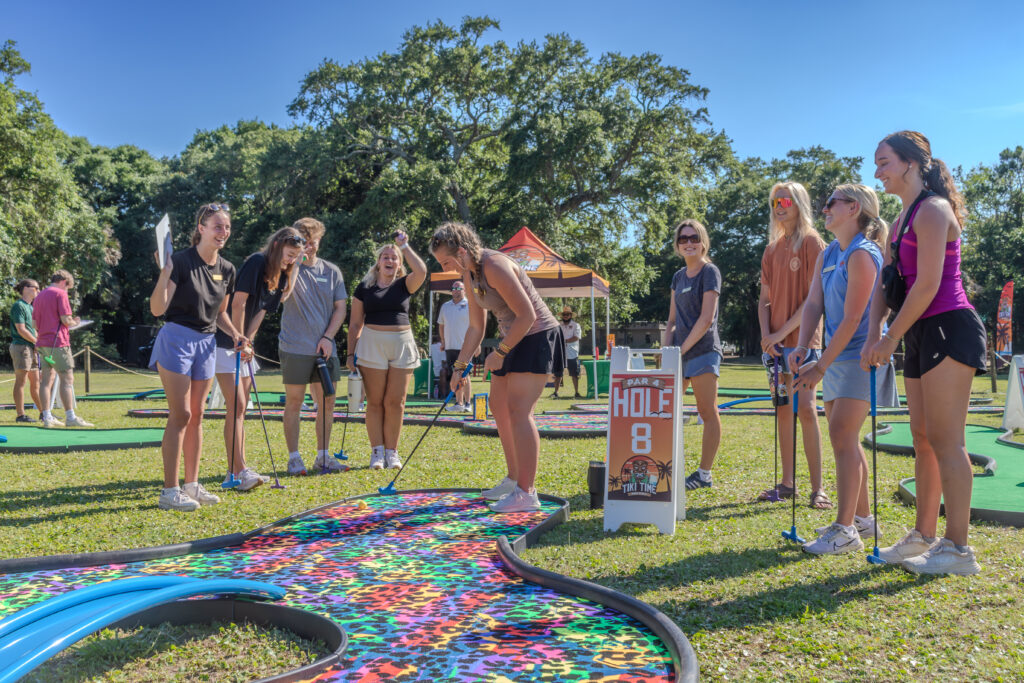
[383,394,406,413]
[168,408,192,429]
[909,422,931,449]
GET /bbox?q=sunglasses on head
[199,203,230,221]
[771,197,794,209]
[677,233,701,244]
[281,235,307,246]
[824,196,855,210]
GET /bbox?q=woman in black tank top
[430,222,565,514]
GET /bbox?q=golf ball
[357,500,368,510]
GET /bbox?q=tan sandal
[809,490,834,510]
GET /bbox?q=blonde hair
[430,222,483,265]
[361,244,408,286]
[672,219,712,263]
[768,182,822,251]
[832,184,888,247]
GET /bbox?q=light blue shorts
[823,359,899,406]
[150,322,216,380]
[782,346,821,375]
[684,351,721,379]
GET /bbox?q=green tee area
[1,366,1021,681]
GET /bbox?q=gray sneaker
[369,449,385,470]
[816,514,880,539]
[158,488,200,511]
[314,453,345,473]
[40,415,62,428]
[802,523,864,555]
[902,538,981,576]
[182,481,221,505]
[384,450,402,470]
[488,486,541,513]
[65,415,94,428]
[877,529,935,564]
[287,454,308,476]
[482,476,517,501]
[236,468,266,491]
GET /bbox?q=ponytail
[923,158,966,227]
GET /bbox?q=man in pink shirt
[33,270,93,427]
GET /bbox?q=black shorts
[904,308,987,379]
[492,326,566,377]
[555,357,580,378]
[444,349,461,367]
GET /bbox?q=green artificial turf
[0,426,165,453]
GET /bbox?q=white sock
[855,514,873,523]
[42,410,53,421]
[163,486,180,495]
[289,450,301,460]
[698,468,712,481]
[385,448,397,458]
[317,449,328,459]
[65,409,76,421]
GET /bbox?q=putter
[314,352,336,474]
[221,351,241,490]
[781,370,805,544]
[335,354,355,463]
[761,351,782,502]
[867,366,885,565]
[379,362,473,495]
[247,360,286,489]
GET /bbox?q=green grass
[2,363,1022,681]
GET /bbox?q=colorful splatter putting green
[0,426,165,453]
[0,491,681,681]
[867,422,1024,526]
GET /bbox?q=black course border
[107,598,347,683]
[461,421,607,439]
[0,427,164,454]
[0,488,696,681]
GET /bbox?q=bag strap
[890,190,934,272]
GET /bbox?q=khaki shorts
[38,346,74,372]
[355,328,420,370]
[9,344,38,371]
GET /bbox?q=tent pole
[605,294,610,355]
[428,291,435,399]
[590,286,598,399]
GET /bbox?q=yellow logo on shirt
[212,274,223,282]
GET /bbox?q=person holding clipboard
[33,270,94,428]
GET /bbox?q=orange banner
[606,373,675,502]
[997,281,1013,355]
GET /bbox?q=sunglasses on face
[771,197,794,209]
[677,233,701,244]
[824,196,855,210]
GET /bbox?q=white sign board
[1002,354,1024,431]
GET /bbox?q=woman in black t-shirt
[346,231,426,470]
[149,202,245,512]
[213,226,305,491]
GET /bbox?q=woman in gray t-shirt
[662,219,723,491]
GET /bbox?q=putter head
[334,449,348,461]
[271,479,286,490]
[781,526,806,544]
[378,481,397,495]
[763,489,783,502]
[867,548,886,565]
[221,474,240,490]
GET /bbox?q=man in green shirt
[8,279,42,422]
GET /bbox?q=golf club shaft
[247,360,282,481]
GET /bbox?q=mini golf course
[865,422,1024,527]
[0,426,165,454]
[571,401,1005,417]
[0,490,696,682]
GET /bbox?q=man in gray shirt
[279,217,347,475]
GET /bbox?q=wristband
[883,332,897,342]
[399,242,410,250]
[321,335,332,341]
[453,360,469,371]
[498,341,512,355]
[492,349,506,359]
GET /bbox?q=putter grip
[315,356,335,396]
[444,362,474,402]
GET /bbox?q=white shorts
[214,346,260,377]
[355,328,420,370]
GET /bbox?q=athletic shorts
[9,344,38,371]
[280,349,342,386]
[355,327,420,370]
[781,346,820,375]
[823,358,899,406]
[445,349,462,367]
[149,322,216,380]
[493,326,565,377]
[213,346,260,377]
[684,351,722,379]
[554,357,580,378]
[38,345,74,373]
[904,308,987,379]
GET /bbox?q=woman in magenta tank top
[430,222,565,514]
[863,131,987,576]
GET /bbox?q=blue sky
[6,0,1023,178]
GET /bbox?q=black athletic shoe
[15,414,36,423]
[684,470,712,490]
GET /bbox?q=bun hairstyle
[430,222,483,266]
[14,278,39,294]
[672,219,712,263]
[833,184,888,246]
[881,130,966,226]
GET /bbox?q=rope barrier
[88,349,163,383]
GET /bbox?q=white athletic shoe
[65,415,95,428]
[182,482,221,505]
[877,529,935,564]
[902,538,981,576]
[488,486,542,513]
[287,454,308,476]
[481,476,518,501]
[40,415,62,429]
[816,514,880,539]
[314,452,345,473]
[370,449,385,470]
[157,488,200,511]
[236,468,266,491]
[445,403,461,412]
[802,523,864,555]
[384,450,402,470]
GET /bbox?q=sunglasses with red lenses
[771,197,794,209]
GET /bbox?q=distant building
[608,322,667,349]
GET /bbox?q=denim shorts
[781,346,821,375]
[214,346,260,377]
[823,359,899,406]
[684,351,721,379]
[150,322,216,380]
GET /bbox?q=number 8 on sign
[631,423,652,454]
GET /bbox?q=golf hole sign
[604,346,685,534]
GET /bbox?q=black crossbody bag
[881,190,932,311]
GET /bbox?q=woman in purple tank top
[863,131,987,576]
[431,222,565,514]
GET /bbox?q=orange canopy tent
[428,227,610,396]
